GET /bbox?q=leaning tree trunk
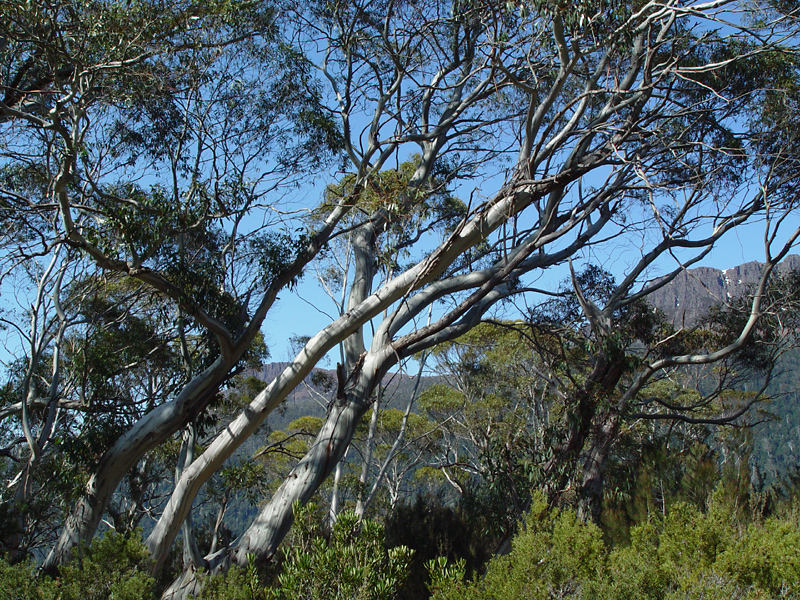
[161,344,397,600]
[231,388,372,564]
[151,222,381,581]
[43,172,350,572]
[150,167,578,586]
[42,356,232,571]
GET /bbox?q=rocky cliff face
[645,255,800,325]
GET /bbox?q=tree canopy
[3,0,800,597]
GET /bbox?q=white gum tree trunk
[43,200,351,571]
[230,353,388,565]
[44,356,232,571]
[149,5,796,594]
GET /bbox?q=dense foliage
[3,458,800,600]
[3,0,800,597]
[0,529,155,600]
[429,491,800,600]
[199,504,413,600]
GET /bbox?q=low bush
[201,503,413,600]
[429,491,800,600]
[0,529,155,600]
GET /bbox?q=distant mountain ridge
[247,255,800,482]
[645,255,800,325]
[248,361,430,431]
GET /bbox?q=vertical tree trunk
[578,411,621,523]
[355,394,380,518]
[176,426,204,569]
[542,355,623,517]
[328,453,346,525]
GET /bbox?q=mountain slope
[645,256,800,485]
[646,255,800,326]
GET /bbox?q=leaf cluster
[200,503,413,600]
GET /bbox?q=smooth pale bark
[43,357,231,571]
[159,224,381,596]
[148,224,383,572]
[230,371,378,564]
[8,256,69,558]
[177,426,204,569]
[154,180,576,584]
[328,453,346,524]
[152,2,641,572]
[159,345,397,599]
[69,185,601,571]
[145,176,556,572]
[43,8,482,569]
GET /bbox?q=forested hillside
[645,257,800,485]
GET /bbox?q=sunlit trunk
[329,449,347,525]
[161,345,396,600]
[43,358,230,572]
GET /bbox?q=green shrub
[594,522,669,600]
[202,504,413,600]
[273,508,413,600]
[665,497,735,567]
[56,529,156,600]
[0,530,154,600]
[0,558,56,600]
[429,490,800,600]
[715,516,800,597]
[429,493,606,600]
[200,556,265,600]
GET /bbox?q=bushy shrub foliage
[429,491,800,600]
[201,503,413,600]
[2,491,799,600]
[0,529,155,600]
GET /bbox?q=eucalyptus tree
[523,257,800,523]
[146,0,800,595]
[416,323,553,527]
[0,0,347,565]
[308,159,461,521]
[419,257,800,528]
[2,0,800,593]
